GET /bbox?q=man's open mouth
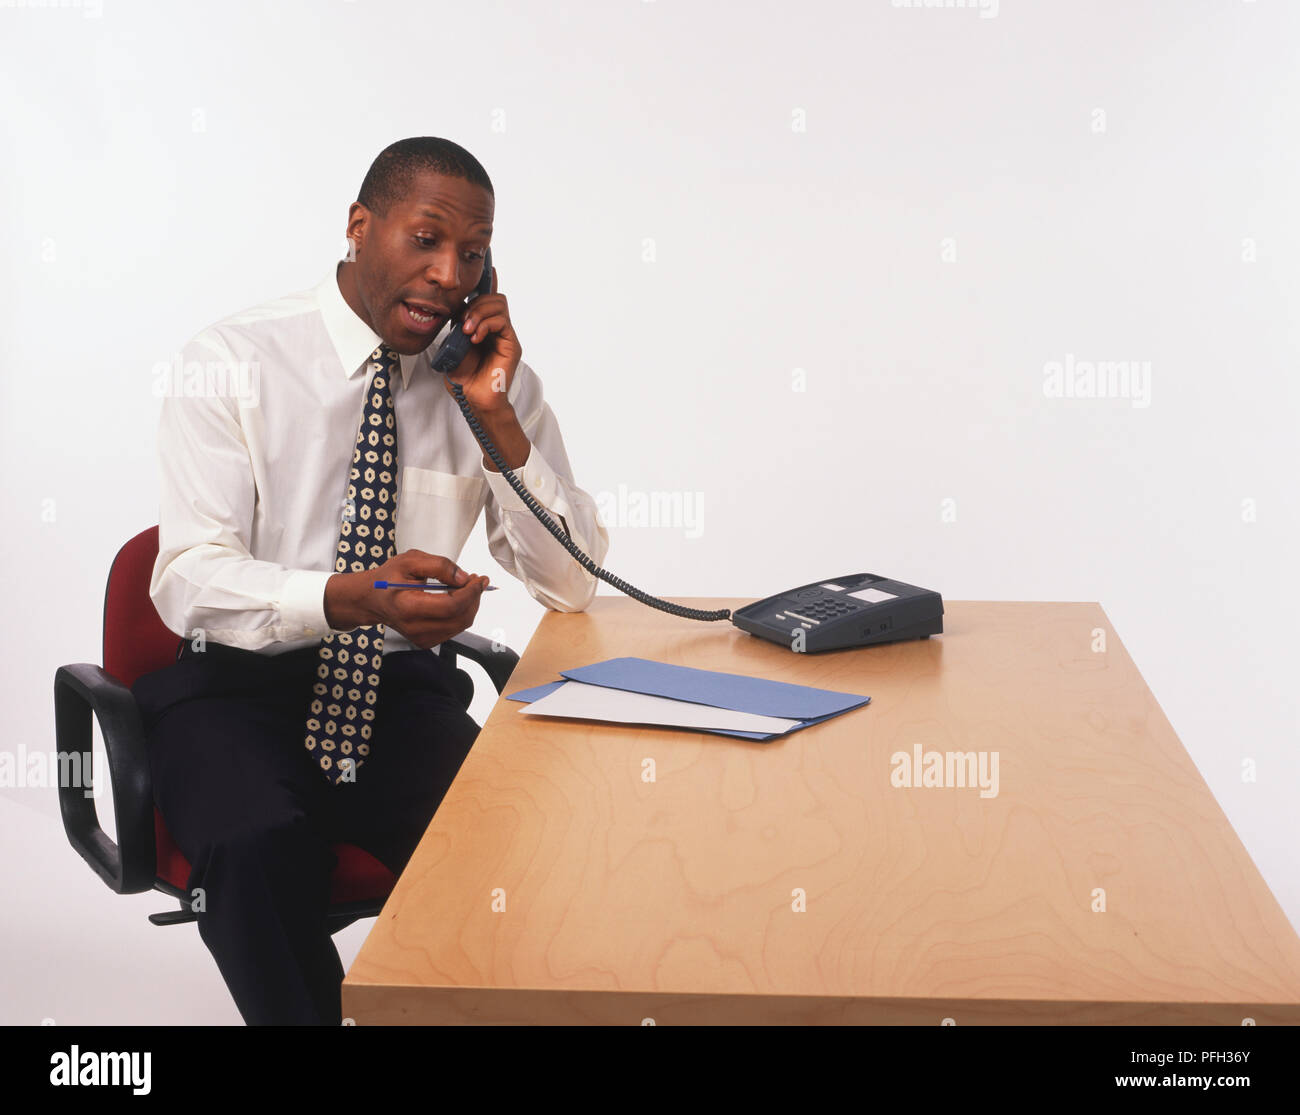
[400,301,448,334]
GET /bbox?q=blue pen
[372,580,497,591]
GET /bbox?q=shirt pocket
[395,466,487,560]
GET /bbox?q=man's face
[344,170,494,355]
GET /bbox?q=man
[131,137,608,1025]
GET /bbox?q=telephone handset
[427,250,944,651]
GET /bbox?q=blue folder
[506,656,870,741]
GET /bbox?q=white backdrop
[2,0,1297,1024]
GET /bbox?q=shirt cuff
[482,443,565,517]
[280,569,334,637]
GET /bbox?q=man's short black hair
[357,137,494,218]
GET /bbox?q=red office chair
[53,525,519,932]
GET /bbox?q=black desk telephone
[428,248,944,653]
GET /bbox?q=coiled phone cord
[448,381,732,622]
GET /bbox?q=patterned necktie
[304,344,400,785]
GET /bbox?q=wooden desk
[342,599,1300,1024]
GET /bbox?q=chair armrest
[440,631,520,694]
[53,664,156,895]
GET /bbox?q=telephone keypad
[793,594,860,622]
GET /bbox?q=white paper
[517,680,801,735]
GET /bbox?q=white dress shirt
[149,261,608,655]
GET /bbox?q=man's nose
[422,252,464,291]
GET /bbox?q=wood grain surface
[342,598,1300,1024]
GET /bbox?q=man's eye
[414,238,481,261]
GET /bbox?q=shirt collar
[315,262,421,390]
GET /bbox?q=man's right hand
[324,549,490,649]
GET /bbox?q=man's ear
[345,202,369,253]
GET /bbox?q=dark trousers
[130,639,480,1026]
